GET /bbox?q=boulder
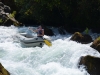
[4,5,11,13]
[0,63,10,75]
[1,0,17,12]
[0,2,21,26]
[70,32,83,42]
[0,2,4,7]
[78,55,100,75]
[70,32,93,44]
[90,37,100,53]
[42,25,54,36]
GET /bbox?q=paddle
[44,38,52,47]
[43,38,52,47]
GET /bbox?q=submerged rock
[90,37,100,53]
[0,63,10,75]
[70,32,93,44]
[78,55,100,75]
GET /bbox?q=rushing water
[0,25,100,75]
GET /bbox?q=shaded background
[0,0,100,33]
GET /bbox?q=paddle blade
[44,39,52,47]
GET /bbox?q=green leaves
[84,28,89,34]
[0,19,3,23]
[14,0,100,28]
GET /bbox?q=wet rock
[0,2,21,26]
[70,32,83,42]
[4,5,11,13]
[81,34,93,44]
[1,0,17,12]
[42,25,54,36]
[58,26,66,35]
[78,55,100,75]
[70,32,93,44]
[0,63,10,75]
[90,37,100,53]
[0,6,4,10]
[0,2,4,7]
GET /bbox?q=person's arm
[29,27,37,32]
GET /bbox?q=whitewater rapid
[0,25,100,75]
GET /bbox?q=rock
[0,6,4,10]
[42,25,54,36]
[0,2,21,26]
[81,34,93,44]
[78,55,100,75]
[1,0,17,12]
[0,2,4,7]
[70,32,93,44]
[4,5,11,13]
[90,37,100,53]
[58,26,66,35]
[70,32,83,42]
[96,44,100,51]
[0,63,10,75]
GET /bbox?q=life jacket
[37,29,43,35]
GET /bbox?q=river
[0,25,100,75]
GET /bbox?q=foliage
[11,11,16,17]
[97,37,100,41]
[13,0,100,27]
[0,19,3,23]
[84,27,89,34]
[14,0,71,25]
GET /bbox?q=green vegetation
[6,0,100,27]
[10,11,16,18]
[0,19,3,23]
[84,28,89,34]
[97,37,100,41]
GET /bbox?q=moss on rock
[0,63,10,75]
[91,36,100,53]
[70,32,93,44]
[79,55,100,75]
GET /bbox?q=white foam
[0,25,99,75]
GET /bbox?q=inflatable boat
[17,33,51,47]
[17,33,44,47]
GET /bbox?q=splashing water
[0,25,100,75]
